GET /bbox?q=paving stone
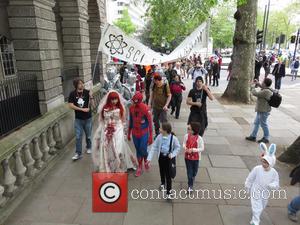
[6,194,85,224]
[229,145,258,156]
[176,166,211,183]
[173,183,226,205]
[123,201,172,225]
[204,144,233,155]
[176,154,212,168]
[207,167,249,184]
[209,155,247,168]
[265,207,298,225]
[73,198,125,225]
[174,203,223,225]
[219,205,274,225]
[205,136,230,145]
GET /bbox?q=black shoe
[258,138,269,144]
[245,136,256,142]
[175,116,179,119]
[170,110,174,115]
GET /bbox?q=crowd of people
[66,51,300,225]
[253,51,299,90]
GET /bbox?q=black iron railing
[0,75,40,137]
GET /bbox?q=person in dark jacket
[272,60,286,90]
[170,74,186,119]
[212,59,220,87]
[254,56,263,80]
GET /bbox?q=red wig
[101,91,125,120]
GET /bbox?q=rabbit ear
[259,143,268,153]
[268,144,277,156]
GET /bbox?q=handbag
[168,134,176,179]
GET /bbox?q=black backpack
[268,89,282,108]
[294,61,299,69]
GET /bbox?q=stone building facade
[0,0,107,114]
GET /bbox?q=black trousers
[153,108,167,136]
[213,74,219,86]
[188,106,208,136]
[159,154,172,194]
[171,93,183,118]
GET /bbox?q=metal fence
[0,75,40,137]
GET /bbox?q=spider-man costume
[128,91,153,177]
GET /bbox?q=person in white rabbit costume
[245,143,279,225]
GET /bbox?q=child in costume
[183,122,204,191]
[245,143,279,225]
[127,92,153,177]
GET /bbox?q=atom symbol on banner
[105,34,128,55]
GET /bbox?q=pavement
[4,71,300,225]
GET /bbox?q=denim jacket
[147,134,181,161]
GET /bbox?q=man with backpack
[291,57,299,81]
[148,73,172,137]
[246,78,273,144]
[188,62,208,87]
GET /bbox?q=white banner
[98,22,208,65]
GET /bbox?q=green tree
[222,0,258,103]
[257,2,300,49]
[210,1,236,49]
[144,0,218,50]
[113,9,136,35]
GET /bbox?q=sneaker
[72,153,82,161]
[86,149,92,154]
[166,194,172,201]
[159,184,165,191]
[245,136,256,142]
[258,138,269,144]
[288,212,298,222]
[187,187,193,192]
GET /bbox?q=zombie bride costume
[92,90,137,172]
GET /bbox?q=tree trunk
[278,136,300,164]
[222,0,257,103]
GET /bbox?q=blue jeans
[288,196,300,215]
[185,159,199,187]
[75,118,92,155]
[250,112,270,140]
[275,76,282,90]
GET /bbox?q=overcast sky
[258,0,300,24]
[258,0,297,11]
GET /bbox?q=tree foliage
[257,1,300,48]
[210,1,236,49]
[143,0,219,50]
[113,9,136,35]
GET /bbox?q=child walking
[146,122,181,199]
[245,143,279,225]
[183,122,204,191]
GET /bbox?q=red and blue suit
[128,92,153,176]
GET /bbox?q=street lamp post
[263,0,271,50]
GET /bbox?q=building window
[0,35,16,77]
[117,2,124,6]
[117,10,123,15]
